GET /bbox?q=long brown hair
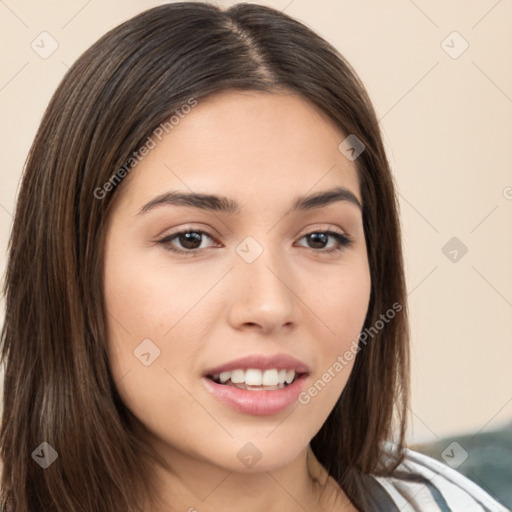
[0,2,409,510]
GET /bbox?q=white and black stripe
[368,448,509,511]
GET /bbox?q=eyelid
[296,224,349,238]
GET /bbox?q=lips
[202,354,310,415]
[203,354,309,376]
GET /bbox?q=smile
[202,354,310,415]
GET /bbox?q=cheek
[102,244,215,443]
[299,259,371,404]
[103,239,223,347]
[103,260,202,335]
[307,258,371,349]
[102,238,229,411]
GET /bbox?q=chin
[207,432,311,474]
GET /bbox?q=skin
[103,90,371,511]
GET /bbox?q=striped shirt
[367,447,509,511]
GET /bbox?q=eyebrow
[137,186,362,216]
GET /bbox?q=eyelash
[155,228,353,257]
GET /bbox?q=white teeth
[219,371,231,383]
[262,369,279,386]
[245,369,262,386]
[230,369,245,384]
[212,368,299,387]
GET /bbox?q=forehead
[116,90,361,209]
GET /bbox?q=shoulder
[369,446,509,511]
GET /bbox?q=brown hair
[0,2,409,510]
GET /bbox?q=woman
[0,2,507,511]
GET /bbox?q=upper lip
[203,354,310,377]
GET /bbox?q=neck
[143,441,355,512]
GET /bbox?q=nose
[226,246,300,334]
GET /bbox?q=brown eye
[157,230,217,253]
[297,230,353,253]
[177,232,203,250]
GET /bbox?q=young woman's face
[103,90,371,473]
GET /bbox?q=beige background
[0,0,511,445]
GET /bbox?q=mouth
[202,354,310,415]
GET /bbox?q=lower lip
[202,375,307,416]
